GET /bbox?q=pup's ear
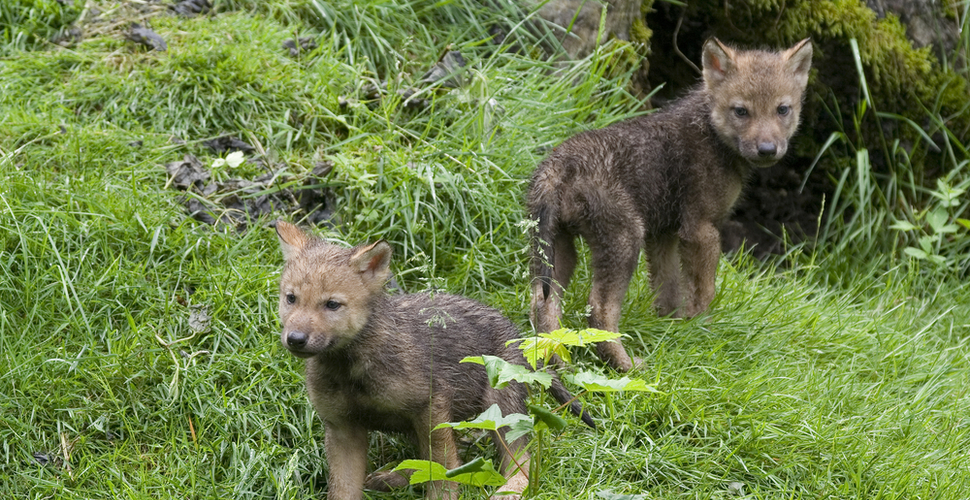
[275,220,311,261]
[702,38,737,88]
[350,240,392,282]
[784,38,813,89]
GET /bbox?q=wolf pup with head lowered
[528,38,813,372]
[274,221,592,500]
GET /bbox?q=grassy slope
[2,2,969,499]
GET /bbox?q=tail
[549,376,595,429]
[530,188,559,301]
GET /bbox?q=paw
[490,472,528,500]
[632,356,644,369]
[598,342,635,372]
[364,470,410,491]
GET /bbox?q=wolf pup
[528,38,813,372]
[275,221,592,500]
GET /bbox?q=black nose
[286,331,308,348]
[757,142,777,157]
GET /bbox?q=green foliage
[890,172,970,269]
[462,355,554,389]
[806,34,970,279]
[433,404,533,434]
[512,327,622,369]
[395,457,507,489]
[419,334,658,496]
[565,372,661,394]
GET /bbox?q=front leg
[324,422,369,500]
[679,221,720,317]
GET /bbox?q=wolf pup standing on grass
[528,38,813,372]
[274,221,593,500]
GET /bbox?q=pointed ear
[349,240,392,281]
[275,220,311,261]
[784,38,813,88]
[702,38,736,88]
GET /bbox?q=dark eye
[285,293,296,304]
[734,107,748,117]
[777,105,790,115]
[325,300,341,311]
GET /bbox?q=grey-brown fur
[528,38,813,372]
[274,221,592,500]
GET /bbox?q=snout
[743,139,787,167]
[281,329,325,358]
[287,330,308,348]
[757,142,777,158]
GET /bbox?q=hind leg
[531,232,578,333]
[487,385,530,499]
[417,401,462,500]
[490,429,530,500]
[645,234,683,317]
[586,228,642,372]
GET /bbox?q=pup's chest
[305,365,425,432]
[683,153,748,223]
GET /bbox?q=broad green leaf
[903,247,928,259]
[444,457,507,487]
[937,224,960,234]
[511,328,623,369]
[957,218,970,230]
[461,355,552,389]
[434,404,532,431]
[510,336,570,369]
[541,328,622,346]
[889,219,919,232]
[918,235,937,252]
[504,416,535,443]
[395,460,447,484]
[566,372,662,393]
[926,208,949,233]
[397,459,506,488]
[528,404,567,431]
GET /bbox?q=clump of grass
[1,12,350,150]
[535,251,970,499]
[0,0,83,54]
[810,33,970,281]
[315,41,645,296]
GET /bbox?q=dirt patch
[164,155,334,229]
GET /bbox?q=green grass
[2,1,970,499]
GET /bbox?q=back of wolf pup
[528,38,813,372]
[274,221,591,500]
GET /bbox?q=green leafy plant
[395,328,661,496]
[890,172,970,268]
